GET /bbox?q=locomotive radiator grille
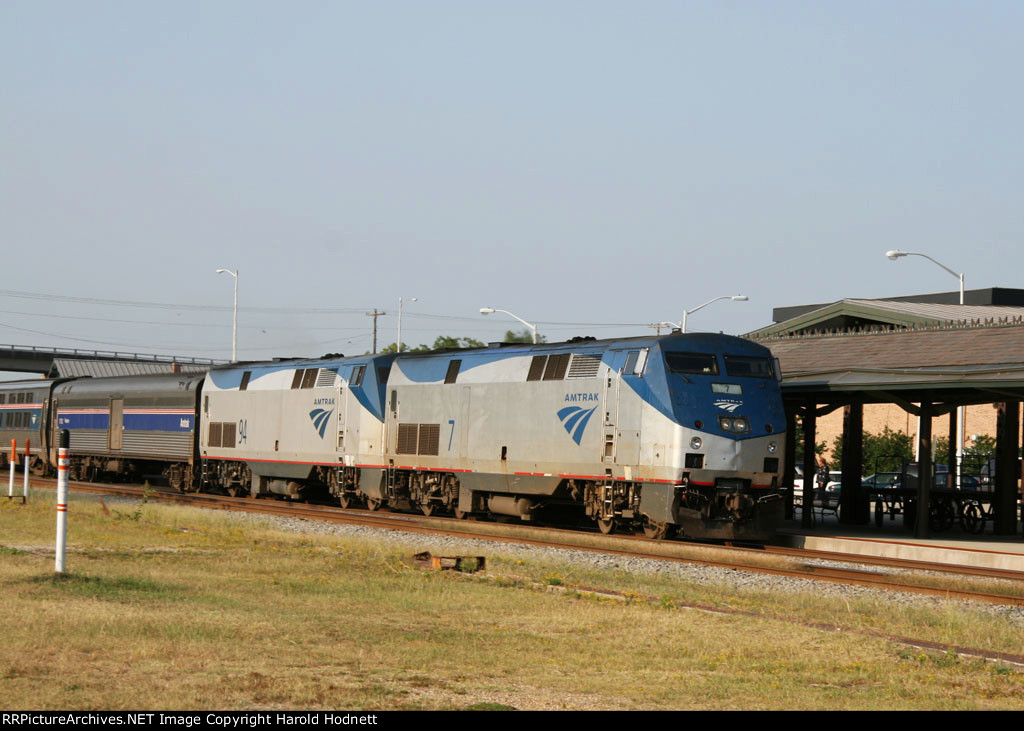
[397,423,441,456]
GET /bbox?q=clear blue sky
[2,0,1021,361]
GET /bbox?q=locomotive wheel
[366,498,383,511]
[597,518,615,535]
[338,493,352,509]
[227,485,246,498]
[420,501,435,517]
[454,509,468,520]
[642,519,670,541]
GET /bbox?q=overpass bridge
[0,344,224,378]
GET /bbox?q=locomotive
[3,332,786,540]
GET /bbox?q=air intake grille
[418,424,440,455]
[397,424,418,455]
[567,354,601,379]
[396,423,441,456]
[208,422,222,448]
[315,368,339,388]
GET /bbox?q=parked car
[862,472,902,490]
[863,465,981,491]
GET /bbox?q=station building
[750,288,1024,463]
[748,287,1024,540]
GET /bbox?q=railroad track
[37,477,1024,608]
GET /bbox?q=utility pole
[365,309,385,353]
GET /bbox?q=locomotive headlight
[720,418,733,431]
[689,436,702,450]
[733,418,748,432]
[767,441,778,454]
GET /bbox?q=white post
[55,431,69,574]
[7,439,13,499]
[216,268,239,361]
[231,271,238,362]
[23,455,29,500]
[397,296,417,353]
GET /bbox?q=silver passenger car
[52,373,203,488]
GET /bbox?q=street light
[480,307,538,344]
[215,268,238,361]
[885,250,964,304]
[680,295,747,333]
[885,249,966,481]
[397,296,417,353]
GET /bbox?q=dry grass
[1,494,1023,710]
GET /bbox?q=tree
[964,434,997,472]
[377,342,429,354]
[794,418,826,462]
[934,435,951,467]
[430,335,485,350]
[933,434,998,472]
[504,328,547,344]
[374,336,486,355]
[831,426,914,476]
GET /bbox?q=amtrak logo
[557,405,598,445]
[309,408,334,438]
[714,399,742,412]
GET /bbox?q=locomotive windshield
[665,352,719,375]
[723,355,774,379]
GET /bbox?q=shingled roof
[749,299,1024,339]
[756,322,1024,398]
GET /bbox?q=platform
[778,515,1024,572]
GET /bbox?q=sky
[2,1,1022,364]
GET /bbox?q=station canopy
[747,288,1024,404]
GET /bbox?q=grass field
[1,492,1023,710]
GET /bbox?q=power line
[0,289,375,315]
[0,308,375,332]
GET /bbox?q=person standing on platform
[815,456,830,506]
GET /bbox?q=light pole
[885,250,964,304]
[885,249,965,484]
[215,268,238,361]
[480,307,538,344]
[397,296,417,352]
[680,295,747,333]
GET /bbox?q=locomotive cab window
[724,355,774,379]
[445,360,461,384]
[351,365,366,387]
[622,349,648,377]
[665,352,719,376]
